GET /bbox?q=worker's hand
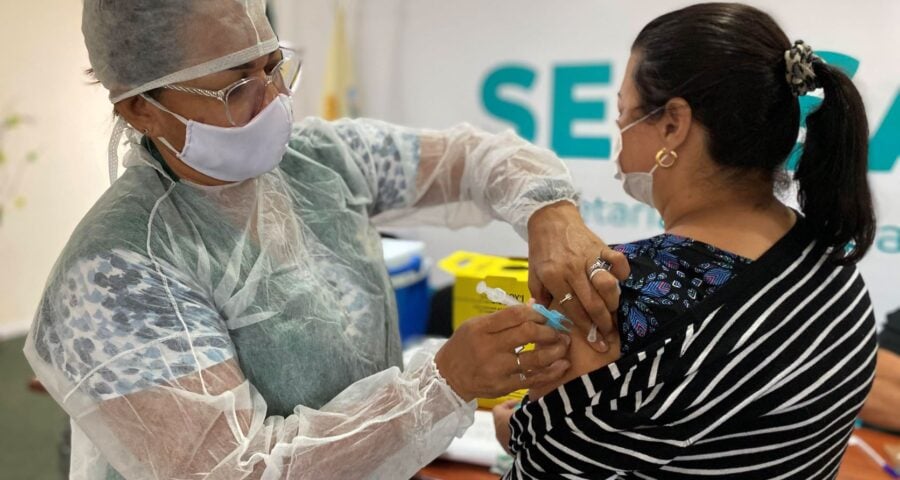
[492,399,520,454]
[435,305,570,402]
[527,201,630,353]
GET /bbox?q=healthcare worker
[24,1,626,479]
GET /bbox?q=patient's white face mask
[611,108,663,208]
[142,94,293,182]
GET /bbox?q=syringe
[476,281,572,333]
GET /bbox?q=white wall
[0,0,407,337]
[273,0,528,289]
[0,1,111,337]
[273,0,407,120]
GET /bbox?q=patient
[495,3,878,478]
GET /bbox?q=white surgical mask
[141,94,293,182]
[612,108,663,207]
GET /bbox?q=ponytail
[795,61,876,264]
[630,4,876,263]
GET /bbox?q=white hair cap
[83,0,279,103]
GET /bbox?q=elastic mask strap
[621,106,665,133]
[139,94,188,157]
[108,116,127,185]
[140,94,190,125]
[155,136,181,157]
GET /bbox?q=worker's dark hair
[86,68,163,117]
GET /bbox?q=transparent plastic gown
[25,117,578,479]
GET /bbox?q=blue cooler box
[382,239,431,343]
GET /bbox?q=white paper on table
[440,409,509,467]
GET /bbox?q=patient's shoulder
[613,234,752,353]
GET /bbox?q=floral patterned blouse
[614,234,753,353]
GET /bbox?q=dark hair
[86,68,163,118]
[631,2,875,264]
[86,68,164,98]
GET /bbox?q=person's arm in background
[860,350,900,431]
[859,309,900,432]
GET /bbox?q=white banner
[276,0,900,323]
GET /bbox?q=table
[416,460,499,480]
[416,427,900,480]
[838,428,900,480]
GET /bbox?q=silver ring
[588,258,613,281]
[559,292,575,305]
[519,372,527,383]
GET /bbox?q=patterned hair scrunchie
[784,40,821,96]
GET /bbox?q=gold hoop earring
[655,148,678,168]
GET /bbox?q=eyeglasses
[161,47,302,127]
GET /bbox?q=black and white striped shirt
[505,218,878,479]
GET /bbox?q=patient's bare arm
[528,312,621,399]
